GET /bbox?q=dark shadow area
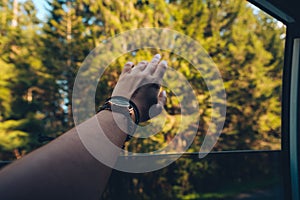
[102,151,284,199]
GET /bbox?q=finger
[144,54,161,74]
[153,60,168,81]
[148,90,167,118]
[158,90,167,106]
[133,60,148,72]
[121,62,134,75]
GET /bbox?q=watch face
[109,98,130,107]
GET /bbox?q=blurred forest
[0,0,285,198]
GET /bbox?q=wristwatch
[97,96,140,141]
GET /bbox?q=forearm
[0,54,167,200]
[0,110,127,200]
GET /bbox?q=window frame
[249,1,300,199]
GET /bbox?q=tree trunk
[11,0,18,27]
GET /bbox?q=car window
[0,0,287,199]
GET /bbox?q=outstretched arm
[0,54,167,200]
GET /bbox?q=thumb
[149,90,167,118]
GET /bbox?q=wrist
[97,96,140,144]
[96,110,128,146]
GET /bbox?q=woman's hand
[112,54,167,122]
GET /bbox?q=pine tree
[0,0,57,159]
[42,0,93,130]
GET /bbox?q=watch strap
[97,96,140,143]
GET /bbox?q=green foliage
[0,120,29,151]
[0,0,285,155]
[0,0,56,159]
